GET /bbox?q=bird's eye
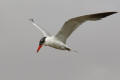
[40,37,46,44]
[40,39,44,43]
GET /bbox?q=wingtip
[105,11,118,16]
[109,11,118,14]
[104,11,118,17]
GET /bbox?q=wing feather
[55,12,117,43]
[29,18,50,37]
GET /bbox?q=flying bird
[29,12,117,53]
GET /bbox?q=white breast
[44,36,67,50]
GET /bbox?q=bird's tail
[65,47,79,54]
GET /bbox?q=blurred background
[0,0,120,80]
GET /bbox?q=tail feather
[65,47,79,54]
[65,47,71,51]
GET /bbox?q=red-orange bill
[37,45,43,53]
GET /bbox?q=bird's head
[37,37,46,53]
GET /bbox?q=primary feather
[55,12,117,43]
[29,18,50,37]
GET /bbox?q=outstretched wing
[29,18,50,37]
[55,12,117,43]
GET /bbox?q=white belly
[44,36,67,50]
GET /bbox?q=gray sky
[0,0,120,80]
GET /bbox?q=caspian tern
[29,12,117,53]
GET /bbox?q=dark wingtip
[97,12,117,17]
[106,11,118,15]
[104,11,118,17]
[89,11,118,20]
[109,11,118,13]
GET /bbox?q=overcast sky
[0,0,120,80]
